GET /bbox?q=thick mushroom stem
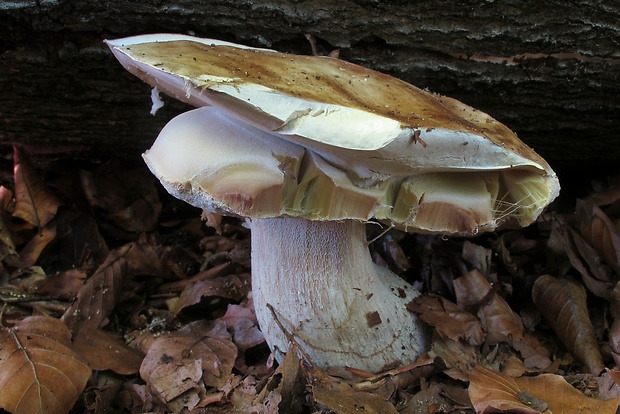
[251,217,429,372]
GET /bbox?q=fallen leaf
[19,219,57,266]
[454,269,524,344]
[140,320,237,410]
[548,220,614,300]
[469,365,620,413]
[375,232,411,275]
[429,332,480,381]
[0,213,18,262]
[253,347,305,412]
[72,326,144,375]
[33,268,86,299]
[462,240,492,276]
[55,209,109,271]
[578,198,620,275]
[219,300,265,351]
[407,294,485,345]
[312,367,399,414]
[167,272,251,316]
[83,382,123,414]
[532,275,604,375]
[355,355,447,396]
[61,243,131,334]
[62,238,168,334]
[80,163,161,234]
[598,369,620,401]
[12,146,61,229]
[120,383,157,413]
[0,315,91,414]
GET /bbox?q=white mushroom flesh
[109,34,562,371]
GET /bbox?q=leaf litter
[0,146,619,413]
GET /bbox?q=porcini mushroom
[106,34,560,372]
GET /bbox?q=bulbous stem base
[251,217,429,372]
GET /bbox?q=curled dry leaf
[62,239,167,334]
[33,268,87,300]
[219,300,265,351]
[577,198,620,276]
[19,219,57,267]
[454,269,524,344]
[461,240,492,276]
[532,275,605,375]
[61,243,130,334]
[469,365,620,414]
[140,321,237,411]
[12,146,61,229]
[407,294,485,345]
[72,326,144,375]
[83,382,123,414]
[311,367,399,414]
[80,163,162,234]
[610,319,620,366]
[354,355,447,396]
[0,315,91,414]
[249,347,305,412]
[0,213,18,262]
[549,219,614,300]
[55,209,109,271]
[166,272,251,316]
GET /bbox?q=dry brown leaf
[376,232,411,275]
[355,355,447,395]
[469,365,620,413]
[61,243,130,333]
[12,146,61,229]
[598,369,620,401]
[511,333,553,371]
[462,240,492,276]
[34,268,86,299]
[454,269,524,344]
[140,320,237,411]
[0,315,91,414]
[168,273,251,316]
[62,239,167,334]
[55,209,109,271]
[158,262,234,294]
[219,300,265,351]
[19,219,57,267]
[430,332,481,381]
[0,213,18,260]
[407,294,485,345]
[80,163,161,234]
[312,368,399,414]
[549,220,615,300]
[72,326,144,375]
[250,347,305,412]
[83,382,123,414]
[578,198,620,275]
[532,275,605,374]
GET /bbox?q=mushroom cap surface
[109,34,560,235]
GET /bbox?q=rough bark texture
[1,1,619,178]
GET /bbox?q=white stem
[251,217,429,372]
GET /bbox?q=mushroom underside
[141,106,558,371]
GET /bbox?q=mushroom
[106,34,560,372]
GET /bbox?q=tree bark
[1,1,619,176]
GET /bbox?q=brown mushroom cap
[108,34,560,235]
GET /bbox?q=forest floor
[0,147,619,413]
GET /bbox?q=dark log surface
[1,1,619,179]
